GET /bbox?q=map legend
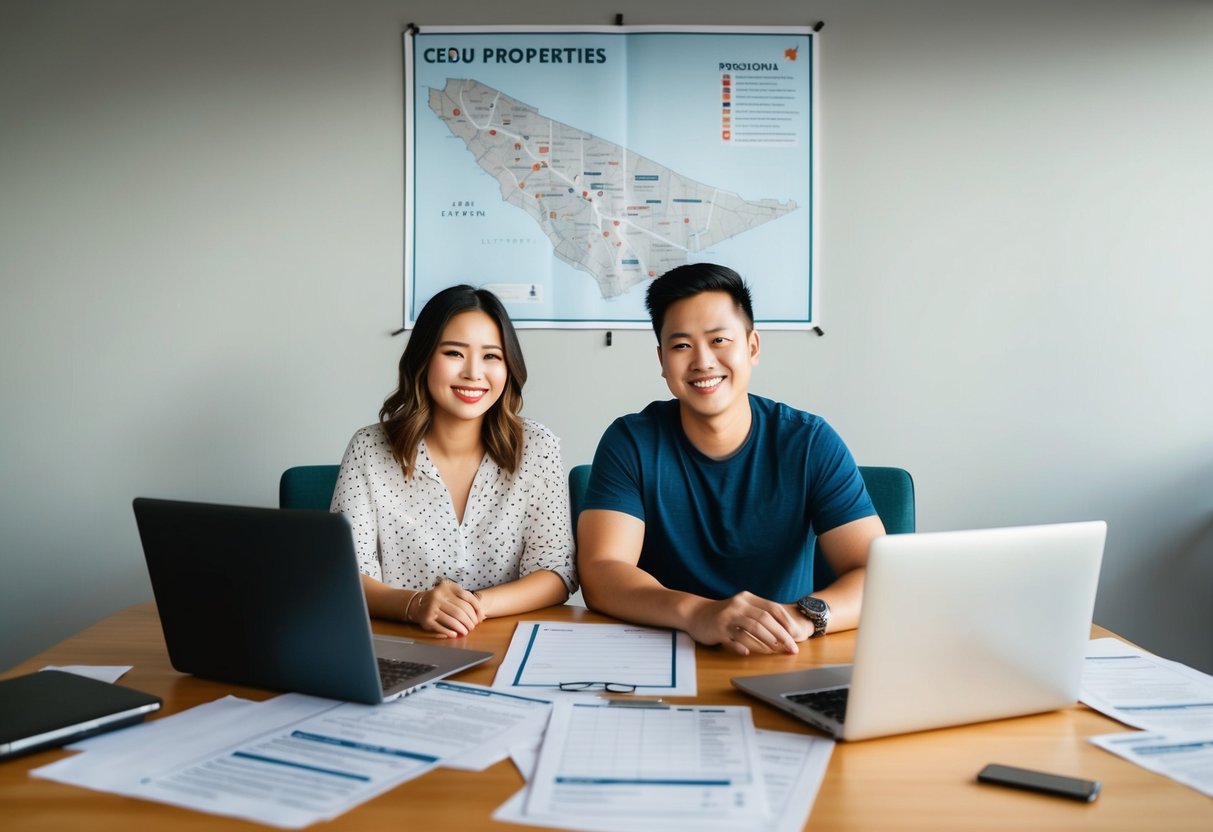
[722,73,732,141]
[720,71,804,147]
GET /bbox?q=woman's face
[425,310,509,425]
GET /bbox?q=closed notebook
[0,670,162,760]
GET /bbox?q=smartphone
[977,763,1100,802]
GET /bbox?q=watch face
[801,597,828,615]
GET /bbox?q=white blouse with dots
[330,419,577,593]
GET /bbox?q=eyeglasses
[558,681,637,693]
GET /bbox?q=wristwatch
[795,595,830,638]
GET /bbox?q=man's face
[657,290,760,422]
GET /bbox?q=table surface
[2,602,1208,830]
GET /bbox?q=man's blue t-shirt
[582,395,875,603]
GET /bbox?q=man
[578,263,885,656]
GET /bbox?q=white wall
[2,0,1210,673]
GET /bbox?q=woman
[331,285,575,637]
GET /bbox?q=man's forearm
[583,559,806,654]
[580,559,708,631]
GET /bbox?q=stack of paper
[487,622,833,831]
[493,700,833,832]
[1081,638,1213,797]
[34,681,554,828]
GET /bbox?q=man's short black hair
[644,263,755,340]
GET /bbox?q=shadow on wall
[1153,515,1213,671]
[1094,460,1213,674]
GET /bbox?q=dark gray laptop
[132,498,492,705]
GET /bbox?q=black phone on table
[977,763,1100,802]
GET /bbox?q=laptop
[132,498,493,705]
[732,521,1106,741]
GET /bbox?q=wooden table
[1,603,1208,830]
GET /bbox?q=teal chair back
[279,464,341,511]
[281,463,597,524]
[859,466,916,537]
[567,463,914,590]
[568,464,593,525]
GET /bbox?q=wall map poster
[404,25,818,328]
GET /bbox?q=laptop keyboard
[377,657,438,690]
[787,687,849,723]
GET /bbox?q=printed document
[1081,638,1213,733]
[420,682,554,770]
[134,696,441,827]
[523,701,767,823]
[40,664,132,684]
[64,694,259,754]
[494,621,697,696]
[1089,730,1213,798]
[497,727,833,832]
[35,683,553,828]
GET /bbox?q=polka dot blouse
[330,419,577,593]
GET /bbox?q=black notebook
[0,670,162,760]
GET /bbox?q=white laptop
[732,521,1106,741]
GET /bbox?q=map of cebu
[428,78,797,300]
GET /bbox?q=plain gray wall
[2,0,1210,673]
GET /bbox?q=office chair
[859,466,916,536]
[568,464,593,526]
[279,464,341,511]
[280,463,601,527]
